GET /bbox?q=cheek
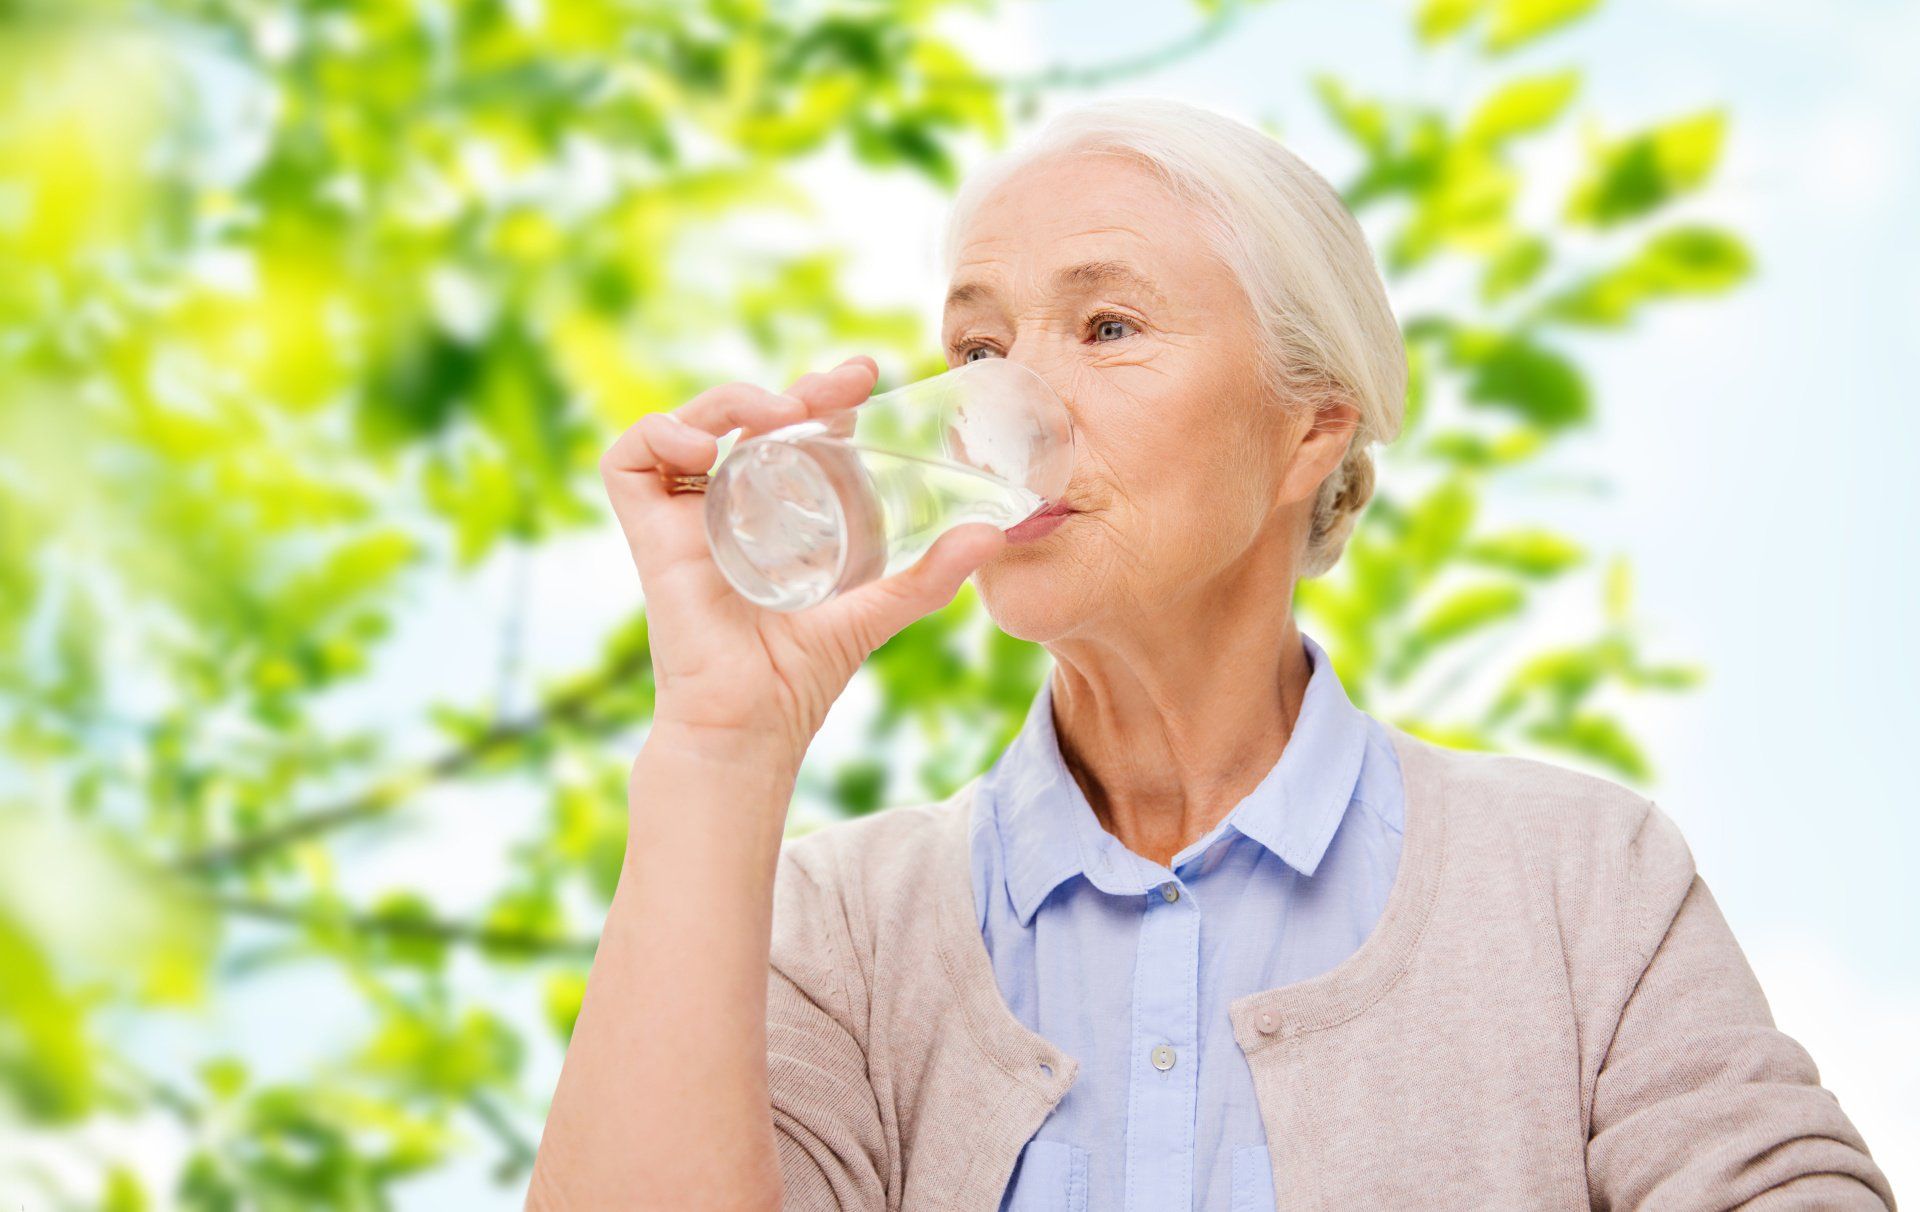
[1065,376,1273,575]
[1075,365,1260,509]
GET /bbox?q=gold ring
[660,471,712,495]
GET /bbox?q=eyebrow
[943,259,1165,313]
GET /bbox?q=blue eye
[1093,316,1137,342]
[965,345,1000,362]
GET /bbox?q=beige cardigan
[765,723,1895,1210]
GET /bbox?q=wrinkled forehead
[942,153,1219,312]
[944,258,1168,319]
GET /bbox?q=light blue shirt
[973,631,1405,1212]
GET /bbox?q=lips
[1006,502,1076,544]
[1023,500,1076,523]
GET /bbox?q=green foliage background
[0,0,1747,1205]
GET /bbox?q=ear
[1274,396,1361,511]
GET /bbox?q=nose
[992,352,1075,431]
[984,355,1077,503]
[1000,349,1068,404]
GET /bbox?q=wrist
[630,724,802,811]
[623,738,798,875]
[645,713,807,771]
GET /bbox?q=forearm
[528,734,798,1211]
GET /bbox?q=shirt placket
[1122,863,1200,1212]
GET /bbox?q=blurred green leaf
[480,888,567,963]
[851,114,959,187]
[1490,646,1604,722]
[1412,0,1601,52]
[0,913,96,1121]
[1566,111,1727,227]
[1311,74,1392,156]
[1480,233,1552,302]
[831,756,891,816]
[1539,224,1753,325]
[367,894,450,972]
[1463,71,1580,144]
[0,813,215,1010]
[1411,583,1527,649]
[1450,329,1591,428]
[544,972,588,1044]
[1462,529,1586,577]
[1402,479,1478,574]
[1415,0,1490,43]
[103,1168,148,1212]
[1486,0,1603,51]
[1627,661,1706,690]
[1527,711,1651,780]
[1605,554,1634,622]
[360,1006,523,1099]
[201,1057,249,1101]
[1388,144,1521,269]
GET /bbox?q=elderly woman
[529,100,1891,1210]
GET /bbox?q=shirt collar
[983,630,1372,926]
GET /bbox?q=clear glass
[703,358,1074,611]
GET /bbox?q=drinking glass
[702,358,1074,611]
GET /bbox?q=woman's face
[944,152,1348,644]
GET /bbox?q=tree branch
[469,1090,540,1182]
[212,893,598,959]
[174,649,649,876]
[998,0,1249,94]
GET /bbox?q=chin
[971,557,1092,643]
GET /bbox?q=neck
[1043,568,1310,867]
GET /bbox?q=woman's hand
[600,355,1008,770]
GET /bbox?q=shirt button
[1159,882,1180,903]
[1256,1011,1277,1035]
[1150,1044,1177,1071]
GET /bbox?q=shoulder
[774,788,967,911]
[768,784,972,1011]
[1403,726,1689,870]
[1396,728,1696,956]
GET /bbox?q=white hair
[940,97,1407,578]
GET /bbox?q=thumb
[829,522,1007,651]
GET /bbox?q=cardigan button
[1256,1011,1277,1035]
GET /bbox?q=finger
[820,522,1006,652]
[600,385,800,487]
[673,380,810,441]
[639,412,720,475]
[783,356,880,418]
[597,417,720,580]
[596,363,876,583]
[599,389,802,584]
